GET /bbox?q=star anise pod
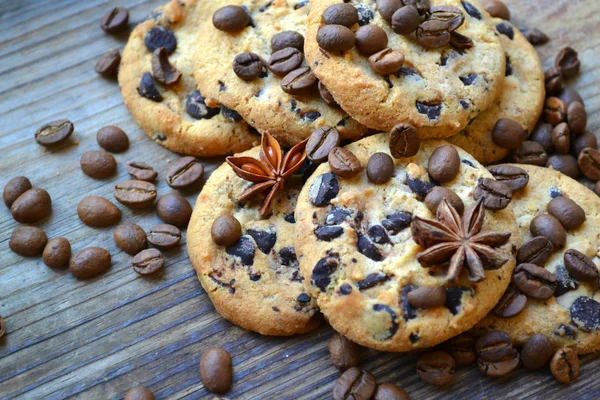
[226,132,307,217]
[411,199,512,282]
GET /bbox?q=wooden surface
[1,0,599,399]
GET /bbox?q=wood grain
[1,0,599,399]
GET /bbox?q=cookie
[448,19,545,165]
[304,0,506,137]
[119,0,258,156]
[294,133,519,351]
[474,165,600,354]
[191,0,372,147]
[187,145,320,336]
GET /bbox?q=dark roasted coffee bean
[476,331,515,361]
[97,126,129,153]
[552,122,570,154]
[318,82,337,106]
[571,131,597,157]
[531,123,554,153]
[530,214,566,250]
[473,178,512,210]
[417,20,450,49]
[405,0,431,15]
[373,383,410,400]
[389,123,419,158]
[544,67,563,95]
[544,97,567,126]
[513,141,548,166]
[484,0,510,20]
[43,237,71,268]
[407,286,446,309]
[332,367,376,400]
[391,5,421,35]
[3,176,32,208]
[328,147,362,178]
[550,348,579,384]
[132,248,165,275]
[377,0,404,23]
[213,5,249,32]
[424,187,464,215]
[367,152,394,184]
[114,223,147,255]
[80,150,116,179]
[521,334,554,370]
[70,247,111,279]
[578,147,600,181]
[9,226,47,257]
[124,386,154,400]
[317,25,356,53]
[271,31,305,52]
[430,5,464,31]
[428,145,460,183]
[521,27,549,45]
[564,249,599,282]
[307,126,340,163]
[100,7,129,33]
[488,165,529,192]
[138,72,162,102]
[77,196,120,227]
[35,119,74,146]
[555,47,580,79]
[517,236,553,266]
[152,47,181,85]
[416,351,455,386]
[144,26,176,54]
[268,47,303,76]
[211,215,242,246]
[186,90,219,119]
[567,101,587,134]
[494,286,527,317]
[233,52,264,81]
[369,48,404,75]
[166,156,204,189]
[355,25,388,55]
[329,333,361,371]
[477,339,519,376]
[322,3,359,27]
[126,161,157,181]
[281,67,318,95]
[147,224,181,248]
[492,118,525,149]
[547,196,585,230]
[440,334,475,367]
[200,348,233,394]
[157,193,192,227]
[95,49,121,77]
[547,154,579,179]
[114,180,157,208]
[513,263,557,300]
[559,87,584,106]
[10,188,52,223]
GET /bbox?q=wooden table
[1,0,599,398]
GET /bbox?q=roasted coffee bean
[552,123,570,154]
[70,247,111,279]
[166,157,204,189]
[152,47,181,85]
[271,31,305,52]
[373,383,410,400]
[555,47,580,79]
[430,5,464,31]
[544,97,567,126]
[0,316,5,338]
[407,286,446,309]
[329,333,361,371]
[100,7,129,33]
[389,123,419,158]
[200,348,233,394]
[476,334,519,377]
[268,47,303,76]
[132,248,165,275]
[80,150,117,179]
[491,118,525,149]
[530,123,554,153]
[281,67,318,95]
[416,20,450,49]
[369,48,404,75]
[513,141,548,166]
[564,249,599,282]
[367,152,394,184]
[10,188,52,223]
[567,101,587,134]
[95,49,121,77]
[144,26,176,54]
[547,154,579,180]
[416,351,455,386]
[547,196,585,231]
[550,348,579,384]
[405,0,430,15]
[3,176,32,208]
[391,5,421,35]
[157,193,192,227]
[544,67,563,95]
[521,334,554,370]
[578,147,600,181]
[473,178,512,210]
[114,223,147,255]
[494,286,527,317]
[571,131,597,157]
[530,214,566,250]
[213,5,249,32]
[318,82,337,106]
[138,72,162,101]
[329,147,362,178]
[124,386,154,400]
[307,126,340,163]
[233,52,264,81]
[35,119,74,146]
[147,224,181,248]
[424,187,464,214]
[443,333,476,366]
[484,0,510,20]
[559,87,584,106]
[428,145,460,183]
[476,331,516,361]
[211,215,242,246]
[114,180,157,208]
[521,27,549,45]
[43,237,71,268]
[317,25,356,53]
[513,263,557,300]
[517,236,553,266]
[9,226,47,257]
[97,125,129,153]
[126,161,157,181]
[322,3,359,27]
[449,31,473,50]
[488,165,529,192]
[355,25,388,55]
[377,0,404,23]
[332,367,376,400]
[77,196,120,227]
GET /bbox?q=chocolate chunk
[461,1,482,19]
[407,176,435,198]
[355,4,375,26]
[220,106,243,121]
[357,272,389,290]
[401,285,417,321]
[226,236,255,266]
[247,229,276,254]
[382,212,412,234]
[553,324,576,339]
[138,73,162,102]
[278,247,298,267]
[284,213,296,223]
[357,234,383,261]
[325,207,352,225]
[315,225,344,241]
[309,173,339,207]
[496,22,514,39]
[570,296,600,331]
[297,293,311,303]
[144,26,176,54]
[340,283,353,295]
[416,102,442,120]
[554,264,579,297]
[445,287,472,315]
[312,256,339,291]
[459,74,478,85]
[368,225,390,244]
[372,304,399,340]
[186,91,219,119]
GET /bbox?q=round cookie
[192,0,372,147]
[119,0,258,157]
[294,134,519,351]
[448,19,545,165]
[187,146,320,336]
[474,165,600,354]
[304,0,506,137]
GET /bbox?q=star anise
[226,132,307,217]
[411,199,512,282]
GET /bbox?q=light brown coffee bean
[132,248,165,275]
[95,49,121,77]
[114,180,157,208]
[157,193,192,227]
[428,145,459,183]
[317,25,355,53]
[147,224,181,248]
[547,196,585,231]
[407,286,446,309]
[473,178,512,210]
[530,214,566,250]
[389,123,420,158]
[212,5,249,32]
[281,67,318,95]
[211,215,242,246]
[9,226,47,257]
[355,25,388,56]
[43,237,71,269]
[322,3,359,27]
[567,101,587,134]
[544,97,567,126]
[512,263,557,300]
[517,236,553,266]
[200,348,233,394]
[307,126,340,163]
[552,122,570,154]
[367,152,394,184]
[3,176,32,208]
[97,126,129,153]
[124,386,154,400]
[429,5,464,31]
[329,147,362,178]
[492,118,525,149]
[377,0,404,23]
[513,141,548,166]
[564,249,599,282]
[268,47,303,76]
[550,347,579,384]
[10,188,52,223]
[328,333,361,371]
[555,47,580,79]
[392,5,421,35]
[416,20,450,49]
[488,165,529,192]
[416,351,455,386]
[369,48,404,74]
[373,383,410,400]
[70,247,111,279]
[333,367,376,400]
[126,161,157,181]
[271,31,304,52]
[578,147,600,180]
[521,334,554,370]
[114,223,147,255]
[424,187,464,215]
[494,286,527,318]
[80,150,117,179]
[77,196,121,227]
[35,119,74,146]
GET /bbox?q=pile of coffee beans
[332,366,410,400]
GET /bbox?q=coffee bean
[0,316,5,339]
[544,97,567,126]
[530,214,566,250]
[281,67,318,95]
[476,331,519,377]
[558,87,584,106]
[328,147,362,178]
[268,47,303,76]
[307,126,340,163]
[9,226,47,257]
[513,141,548,166]
[114,223,147,255]
[416,351,455,386]
[369,48,404,75]
[126,161,157,181]
[213,5,249,32]
[547,154,579,179]
[318,82,337,106]
[43,237,71,269]
[77,196,121,227]
[551,122,571,154]
[100,7,129,33]
[407,286,446,309]
[373,383,410,400]
[544,67,563,95]
[488,165,529,192]
[517,236,553,266]
[97,126,129,153]
[491,118,525,149]
[3,176,32,208]
[10,188,52,223]
[520,333,554,370]
[114,180,157,208]
[329,333,361,371]
[547,196,585,231]
[211,215,242,246]
[147,224,181,248]
[186,90,219,119]
[355,25,388,55]
[484,0,510,20]
[521,27,549,45]
[377,0,404,23]
[157,193,192,227]
[566,101,587,134]
[555,47,580,79]
[424,187,464,215]
[200,348,233,394]
[132,248,165,275]
[138,72,162,102]
[428,145,460,183]
[152,47,181,85]
[416,20,450,49]
[95,49,121,77]
[271,31,304,52]
[233,52,264,81]
[578,147,600,181]
[322,3,359,27]
[449,31,473,50]
[571,131,597,157]
[317,25,355,53]
[80,150,117,179]
[124,386,154,400]
[388,123,419,158]
[494,286,527,317]
[430,5,464,31]
[405,0,431,15]
[367,152,394,184]
[550,348,579,384]
[332,367,376,400]
[513,263,557,300]
[564,249,599,282]
[144,26,176,54]
[391,6,421,35]
[473,178,512,210]
[69,247,111,279]
[166,157,204,189]
[530,123,554,153]
[35,119,74,146]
